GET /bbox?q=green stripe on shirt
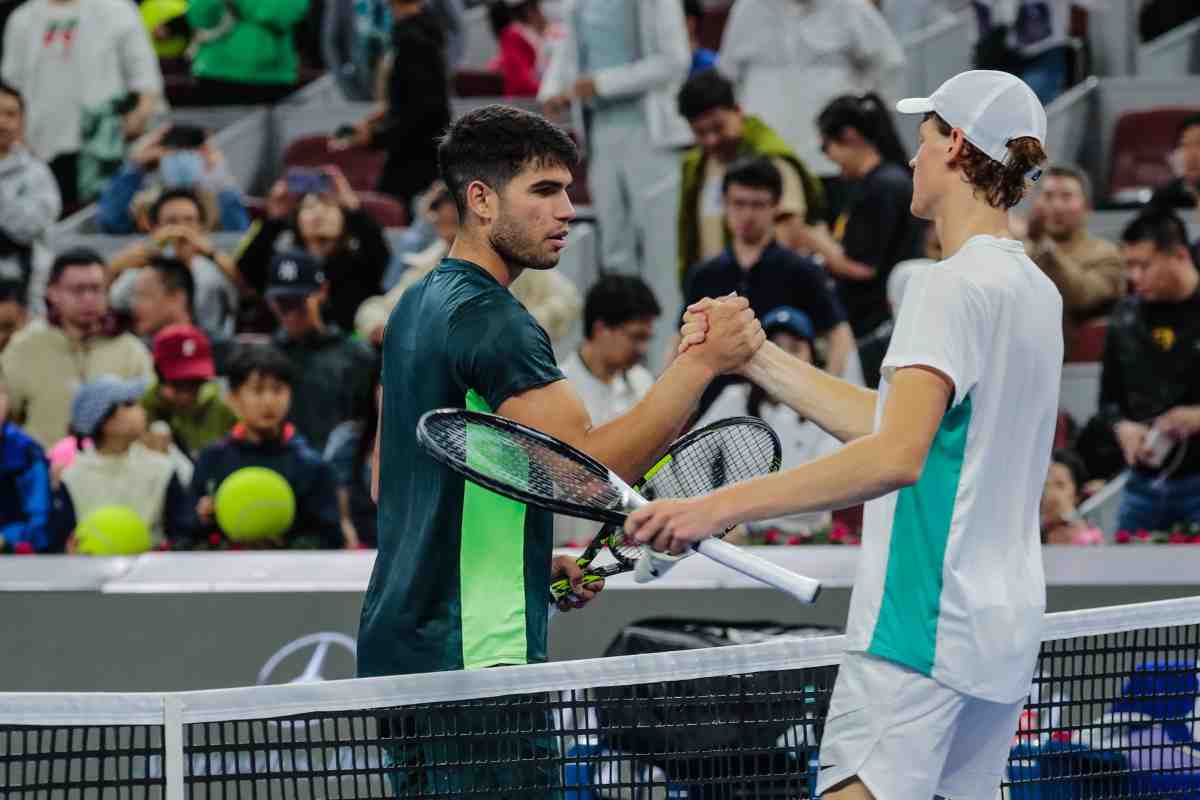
[459,389,531,669]
[867,393,972,675]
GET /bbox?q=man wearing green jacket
[187,0,311,104]
[676,69,827,285]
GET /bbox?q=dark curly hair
[928,113,1047,209]
[438,104,578,218]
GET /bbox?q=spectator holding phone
[237,165,390,334]
[97,124,250,235]
[106,190,242,340]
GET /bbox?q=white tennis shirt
[844,235,1064,703]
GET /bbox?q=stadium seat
[1108,107,1200,200]
[1066,318,1109,363]
[282,135,387,194]
[358,191,409,228]
[454,68,505,98]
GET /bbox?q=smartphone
[285,167,332,195]
[162,124,208,150]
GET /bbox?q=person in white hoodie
[0,81,60,314]
[717,0,904,177]
[538,0,692,275]
[1,0,163,208]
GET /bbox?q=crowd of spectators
[0,0,1198,554]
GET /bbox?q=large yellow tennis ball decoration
[75,506,152,555]
[214,467,296,542]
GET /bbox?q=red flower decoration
[829,529,846,543]
[1135,529,1151,540]
[786,535,804,545]
[1114,530,1132,544]
[1190,535,1200,544]
[1169,531,1190,544]
[13,542,33,555]
[208,533,222,546]
[763,530,781,545]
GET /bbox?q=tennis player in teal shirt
[358,105,765,796]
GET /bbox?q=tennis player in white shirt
[626,70,1063,800]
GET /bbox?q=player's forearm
[741,341,877,442]
[709,433,914,527]
[579,353,715,481]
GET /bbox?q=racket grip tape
[549,572,604,602]
[694,538,822,604]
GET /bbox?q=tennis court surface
[2,595,1198,798]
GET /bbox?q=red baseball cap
[153,324,215,382]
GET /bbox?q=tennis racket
[416,409,822,604]
[548,416,782,602]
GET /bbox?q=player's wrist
[672,349,719,385]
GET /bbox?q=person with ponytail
[629,71,1061,800]
[803,92,928,388]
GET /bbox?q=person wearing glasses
[0,248,151,448]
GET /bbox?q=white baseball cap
[896,70,1047,168]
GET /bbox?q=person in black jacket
[1102,210,1200,534]
[809,92,927,387]
[237,165,390,333]
[187,343,342,550]
[337,0,452,214]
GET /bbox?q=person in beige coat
[0,248,151,448]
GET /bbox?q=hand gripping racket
[416,409,822,604]
[548,416,782,602]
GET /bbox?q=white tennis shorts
[815,651,1025,800]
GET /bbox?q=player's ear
[464,179,496,224]
[947,128,967,164]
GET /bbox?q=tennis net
[2,595,1199,799]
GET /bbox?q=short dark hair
[1121,208,1192,255]
[1043,164,1092,204]
[49,247,105,285]
[0,280,26,307]
[150,187,206,227]
[677,69,736,122]
[147,256,195,313]
[438,105,578,218]
[683,0,702,20]
[226,343,294,391]
[583,274,661,339]
[722,157,782,202]
[1177,112,1200,144]
[0,80,23,112]
[1051,448,1087,493]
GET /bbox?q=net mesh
[2,598,1199,799]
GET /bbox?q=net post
[163,694,185,800]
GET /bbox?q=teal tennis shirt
[357,258,565,676]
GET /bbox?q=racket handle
[693,538,822,604]
[549,573,604,602]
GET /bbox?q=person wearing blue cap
[54,375,189,551]
[630,70,1063,800]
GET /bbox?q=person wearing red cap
[141,324,236,459]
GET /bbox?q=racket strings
[642,424,781,499]
[424,414,628,511]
